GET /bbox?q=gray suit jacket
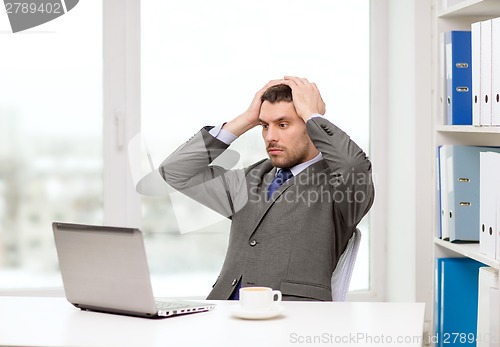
[159,117,374,301]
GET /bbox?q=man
[160,76,374,301]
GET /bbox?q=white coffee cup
[239,286,282,311]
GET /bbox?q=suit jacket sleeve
[306,117,374,228]
[158,126,250,218]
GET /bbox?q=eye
[260,123,269,130]
[279,122,289,128]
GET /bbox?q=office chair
[331,228,361,301]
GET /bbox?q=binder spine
[492,18,500,126]
[445,31,473,125]
[472,22,481,126]
[480,20,492,126]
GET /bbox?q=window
[0,2,102,289]
[0,0,373,297]
[140,0,370,297]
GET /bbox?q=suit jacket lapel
[247,159,330,238]
[245,167,279,238]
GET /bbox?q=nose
[265,125,278,143]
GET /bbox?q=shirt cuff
[307,113,323,121]
[208,124,238,145]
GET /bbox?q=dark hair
[261,84,293,103]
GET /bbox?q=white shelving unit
[434,238,500,269]
[437,0,500,18]
[436,125,500,134]
[431,0,500,343]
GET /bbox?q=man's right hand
[223,79,283,137]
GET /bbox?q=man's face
[259,101,319,168]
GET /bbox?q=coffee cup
[239,286,282,311]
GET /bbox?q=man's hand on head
[282,76,326,122]
[222,79,283,137]
[243,79,285,126]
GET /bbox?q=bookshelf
[434,238,500,269]
[437,0,500,18]
[432,0,500,344]
[436,125,500,134]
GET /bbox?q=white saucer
[230,304,285,320]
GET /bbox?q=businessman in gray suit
[160,76,374,301]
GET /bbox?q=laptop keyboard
[155,301,191,310]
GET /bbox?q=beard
[267,142,313,168]
[265,126,318,168]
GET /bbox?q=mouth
[267,147,284,155]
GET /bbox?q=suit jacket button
[231,279,238,286]
[249,240,257,246]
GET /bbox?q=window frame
[103,0,141,227]
[347,0,387,302]
[103,0,388,301]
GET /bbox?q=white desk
[0,297,425,347]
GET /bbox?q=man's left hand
[282,76,326,121]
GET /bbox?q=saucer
[230,304,285,320]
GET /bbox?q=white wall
[386,0,417,302]
[384,0,432,308]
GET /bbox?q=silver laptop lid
[53,222,158,316]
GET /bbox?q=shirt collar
[276,152,323,177]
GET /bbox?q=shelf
[434,237,500,269]
[431,0,500,338]
[436,125,500,134]
[438,0,500,18]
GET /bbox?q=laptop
[52,222,216,318]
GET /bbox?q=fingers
[284,76,307,83]
[282,76,320,99]
[283,76,318,91]
[244,79,286,125]
[283,76,310,86]
[281,76,327,118]
[252,79,286,102]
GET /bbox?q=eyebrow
[258,116,291,124]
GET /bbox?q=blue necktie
[267,168,293,199]
[229,281,241,300]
